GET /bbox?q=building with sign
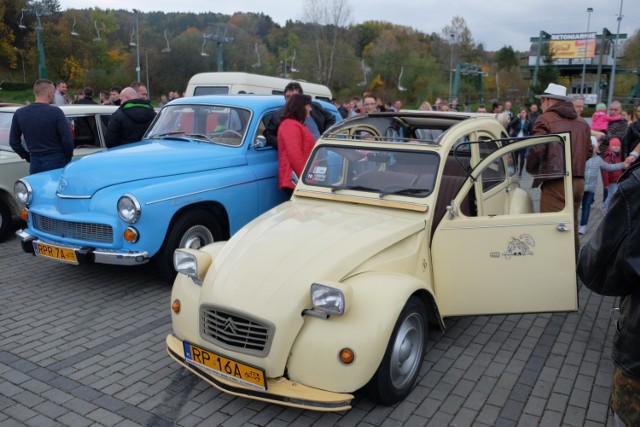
[521,28,627,104]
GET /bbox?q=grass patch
[0,89,33,105]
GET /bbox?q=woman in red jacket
[277,93,315,195]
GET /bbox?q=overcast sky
[58,0,638,52]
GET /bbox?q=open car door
[432,134,578,317]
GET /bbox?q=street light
[607,0,624,108]
[132,9,141,82]
[579,7,594,95]
[448,34,455,102]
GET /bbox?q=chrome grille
[201,306,273,357]
[31,213,113,244]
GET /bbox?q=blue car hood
[57,139,245,197]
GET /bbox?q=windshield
[145,104,251,147]
[0,112,15,151]
[303,145,439,198]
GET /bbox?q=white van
[184,72,332,102]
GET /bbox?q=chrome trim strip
[145,177,274,205]
[56,193,91,199]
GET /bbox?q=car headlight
[174,248,212,285]
[117,194,141,223]
[14,179,32,206]
[311,283,346,316]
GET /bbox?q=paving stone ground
[0,201,619,426]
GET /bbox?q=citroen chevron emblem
[222,318,238,335]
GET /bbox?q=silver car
[0,104,117,240]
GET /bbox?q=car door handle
[556,223,570,232]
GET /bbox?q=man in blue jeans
[10,79,74,174]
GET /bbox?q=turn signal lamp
[123,227,139,243]
[339,348,355,365]
[172,299,181,314]
[20,208,29,221]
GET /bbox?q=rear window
[193,86,230,96]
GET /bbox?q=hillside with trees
[1,0,638,106]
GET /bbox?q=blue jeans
[30,152,70,174]
[580,191,595,226]
[603,183,618,211]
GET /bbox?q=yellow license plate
[183,341,266,390]
[33,242,79,264]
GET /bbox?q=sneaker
[578,225,586,235]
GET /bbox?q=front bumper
[16,229,150,266]
[165,334,353,412]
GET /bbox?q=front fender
[287,272,430,393]
[171,242,226,342]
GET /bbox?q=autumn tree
[303,0,352,87]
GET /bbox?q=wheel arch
[167,200,230,240]
[286,272,442,393]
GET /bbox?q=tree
[0,1,18,75]
[494,46,518,71]
[303,0,352,87]
[530,44,560,99]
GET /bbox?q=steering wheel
[217,129,243,139]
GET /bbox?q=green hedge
[0,82,31,91]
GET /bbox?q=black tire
[0,201,12,242]
[154,209,222,281]
[366,296,428,405]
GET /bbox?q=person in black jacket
[264,82,336,148]
[577,163,640,427]
[506,107,533,176]
[106,87,156,148]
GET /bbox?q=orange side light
[123,227,139,243]
[339,348,355,365]
[20,208,29,221]
[172,299,181,314]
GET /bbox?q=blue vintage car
[14,95,340,279]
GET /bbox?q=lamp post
[607,0,624,108]
[448,33,455,102]
[132,9,140,82]
[580,7,594,95]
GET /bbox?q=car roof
[166,94,286,109]
[0,104,119,114]
[330,110,510,131]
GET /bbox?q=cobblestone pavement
[0,209,619,426]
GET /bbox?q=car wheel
[0,200,12,242]
[155,209,222,281]
[366,296,428,405]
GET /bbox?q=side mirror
[252,135,267,149]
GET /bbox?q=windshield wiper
[185,133,216,143]
[379,188,432,198]
[147,131,188,139]
[331,185,380,193]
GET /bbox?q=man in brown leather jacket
[526,83,592,254]
[577,163,640,427]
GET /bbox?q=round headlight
[117,194,141,223]
[14,179,32,206]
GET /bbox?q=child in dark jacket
[603,138,624,213]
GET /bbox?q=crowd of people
[7,75,640,425]
[9,79,158,173]
[50,80,182,108]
